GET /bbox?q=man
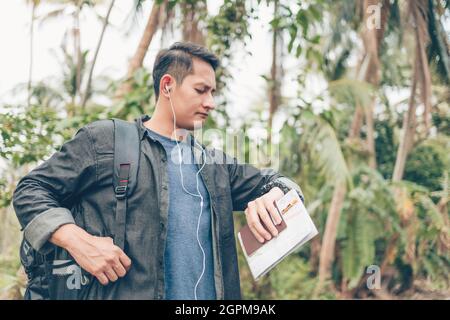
[13,42,304,300]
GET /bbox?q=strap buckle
[115,185,128,199]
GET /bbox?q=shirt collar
[135,114,206,152]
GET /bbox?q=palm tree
[267,0,283,145]
[37,0,99,106]
[80,0,116,108]
[74,2,82,101]
[26,0,41,107]
[315,0,391,293]
[392,0,433,181]
[114,0,169,99]
[181,0,207,45]
[361,0,391,169]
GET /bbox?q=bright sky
[4,1,444,143]
[0,0,300,128]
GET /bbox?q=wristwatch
[260,180,305,203]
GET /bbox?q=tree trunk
[392,75,417,181]
[392,0,431,181]
[360,0,390,169]
[315,0,390,295]
[27,2,36,108]
[315,182,347,295]
[74,6,82,106]
[181,1,206,45]
[268,0,281,146]
[365,100,377,168]
[115,1,166,99]
[413,1,432,132]
[81,0,115,108]
[349,106,364,140]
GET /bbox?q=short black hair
[152,42,220,101]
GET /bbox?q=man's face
[167,58,217,131]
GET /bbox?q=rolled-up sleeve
[12,126,97,253]
[226,151,305,210]
[23,207,75,253]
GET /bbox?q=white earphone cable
[167,87,207,300]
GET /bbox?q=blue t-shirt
[146,128,216,300]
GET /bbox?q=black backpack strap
[112,118,140,250]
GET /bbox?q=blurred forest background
[0,0,449,299]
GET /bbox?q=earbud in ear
[165,85,171,94]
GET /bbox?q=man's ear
[160,75,175,97]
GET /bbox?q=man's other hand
[50,224,132,286]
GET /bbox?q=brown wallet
[239,201,287,256]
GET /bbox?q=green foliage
[427,0,450,85]
[341,207,375,289]
[328,79,374,110]
[299,108,351,186]
[110,68,154,120]
[375,118,397,180]
[269,255,335,299]
[405,138,450,192]
[284,0,325,67]
[206,0,252,94]
[432,104,450,135]
[0,254,21,292]
[0,105,63,167]
[339,167,398,289]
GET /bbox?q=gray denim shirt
[13,115,304,300]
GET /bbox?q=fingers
[246,201,272,243]
[255,199,278,237]
[107,246,131,281]
[104,267,119,282]
[112,261,127,278]
[96,241,131,285]
[72,235,132,287]
[108,239,132,272]
[265,199,282,225]
[118,250,132,272]
[95,257,128,286]
[96,272,109,286]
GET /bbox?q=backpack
[19,118,140,300]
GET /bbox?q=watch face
[275,182,288,193]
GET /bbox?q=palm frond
[328,78,374,110]
[37,7,67,27]
[300,109,351,186]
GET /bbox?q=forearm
[49,223,90,250]
[13,126,97,253]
